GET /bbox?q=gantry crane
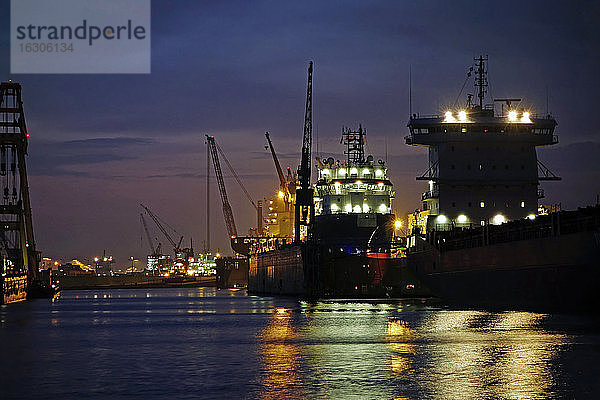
[294,61,314,243]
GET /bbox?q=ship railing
[421,190,439,201]
[435,206,600,252]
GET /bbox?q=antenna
[474,55,488,108]
[546,85,549,115]
[409,65,412,117]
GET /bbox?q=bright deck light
[394,220,402,229]
[458,110,467,122]
[521,111,531,123]
[345,204,352,212]
[508,110,518,122]
[378,204,387,213]
[278,190,284,199]
[321,169,330,175]
[527,214,536,220]
[375,169,383,177]
[339,168,347,175]
[436,214,448,224]
[350,167,358,175]
[444,111,456,122]
[362,204,370,212]
[493,214,506,225]
[353,205,361,213]
[457,214,468,224]
[330,203,339,212]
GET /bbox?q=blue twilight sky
[1,0,599,264]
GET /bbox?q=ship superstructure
[406,56,559,232]
[402,56,600,311]
[313,126,395,254]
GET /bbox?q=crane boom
[140,203,183,251]
[214,140,257,211]
[294,61,314,243]
[265,131,287,192]
[140,213,156,255]
[298,61,313,191]
[206,135,238,238]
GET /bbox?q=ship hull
[407,224,600,312]
[248,243,399,298]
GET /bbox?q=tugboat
[313,126,396,296]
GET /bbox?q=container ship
[248,62,400,297]
[403,56,600,311]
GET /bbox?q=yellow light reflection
[386,319,416,376]
[259,309,303,399]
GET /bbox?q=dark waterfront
[1,288,600,399]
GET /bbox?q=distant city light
[527,214,536,220]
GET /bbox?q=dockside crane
[140,203,184,255]
[265,132,295,209]
[295,61,314,243]
[206,135,238,239]
[140,213,161,256]
[206,135,265,236]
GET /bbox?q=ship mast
[474,55,488,109]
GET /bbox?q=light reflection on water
[1,288,598,399]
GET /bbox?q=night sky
[1,0,599,265]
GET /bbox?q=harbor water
[1,288,599,399]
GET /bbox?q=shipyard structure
[0,81,54,304]
[404,56,600,311]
